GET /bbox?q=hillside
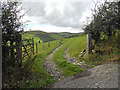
[23,30,81,42]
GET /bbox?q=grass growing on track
[20,34,86,87]
[19,40,61,88]
[52,38,84,76]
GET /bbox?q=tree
[1,1,24,70]
[83,0,119,43]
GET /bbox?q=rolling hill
[22,30,82,42]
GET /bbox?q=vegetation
[83,1,120,66]
[83,1,119,44]
[22,32,43,43]
[2,1,24,71]
[53,32,80,38]
[26,31,57,42]
[3,39,61,88]
[52,38,84,76]
[69,34,86,58]
[2,0,119,89]
[24,31,80,42]
[22,32,43,54]
[86,34,120,66]
[19,40,61,88]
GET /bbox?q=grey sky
[22,0,95,33]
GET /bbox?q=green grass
[20,34,86,87]
[22,33,43,55]
[22,33,43,43]
[19,40,61,88]
[52,38,84,76]
[19,54,55,88]
[50,34,62,40]
[22,32,61,55]
[68,35,86,58]
[23,31,80,42]
[21,32,62,88]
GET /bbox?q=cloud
[28,24,83,33]
[22,0,94,32]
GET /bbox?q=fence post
[43,43,45,50]
[48,42,50,47]
[118,32,120,51]
[36,42,38,53]
[17,34,22,67]
[86,33,92,59]
[32,38,34,55]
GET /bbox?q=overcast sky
[21,0,102,33]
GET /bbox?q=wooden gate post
[36,42,38,53]
[43,43,44,50]
[32,38,34,55]
[118,31,120,51]
[48,42,50,47]
[86,33,92,58]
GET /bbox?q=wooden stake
[36,42,38,53]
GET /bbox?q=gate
[22,38,34,61]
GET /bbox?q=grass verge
[20,40,61,88]
[2,40,61,88]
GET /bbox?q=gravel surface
[64,48,78,64]
[44,46,119,88]
[52,63,118,88]
[44,45,64,80]
[64,47,90,70]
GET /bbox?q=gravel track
[64,47,91,70]
[44,45,64,80]
[52,63,118,88]
[64,48,78,64]
[44,46,119,88]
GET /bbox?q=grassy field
[22,32,43,43]
[68,34,86,58]
[52,37,84,76]
[23,31,80,42]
